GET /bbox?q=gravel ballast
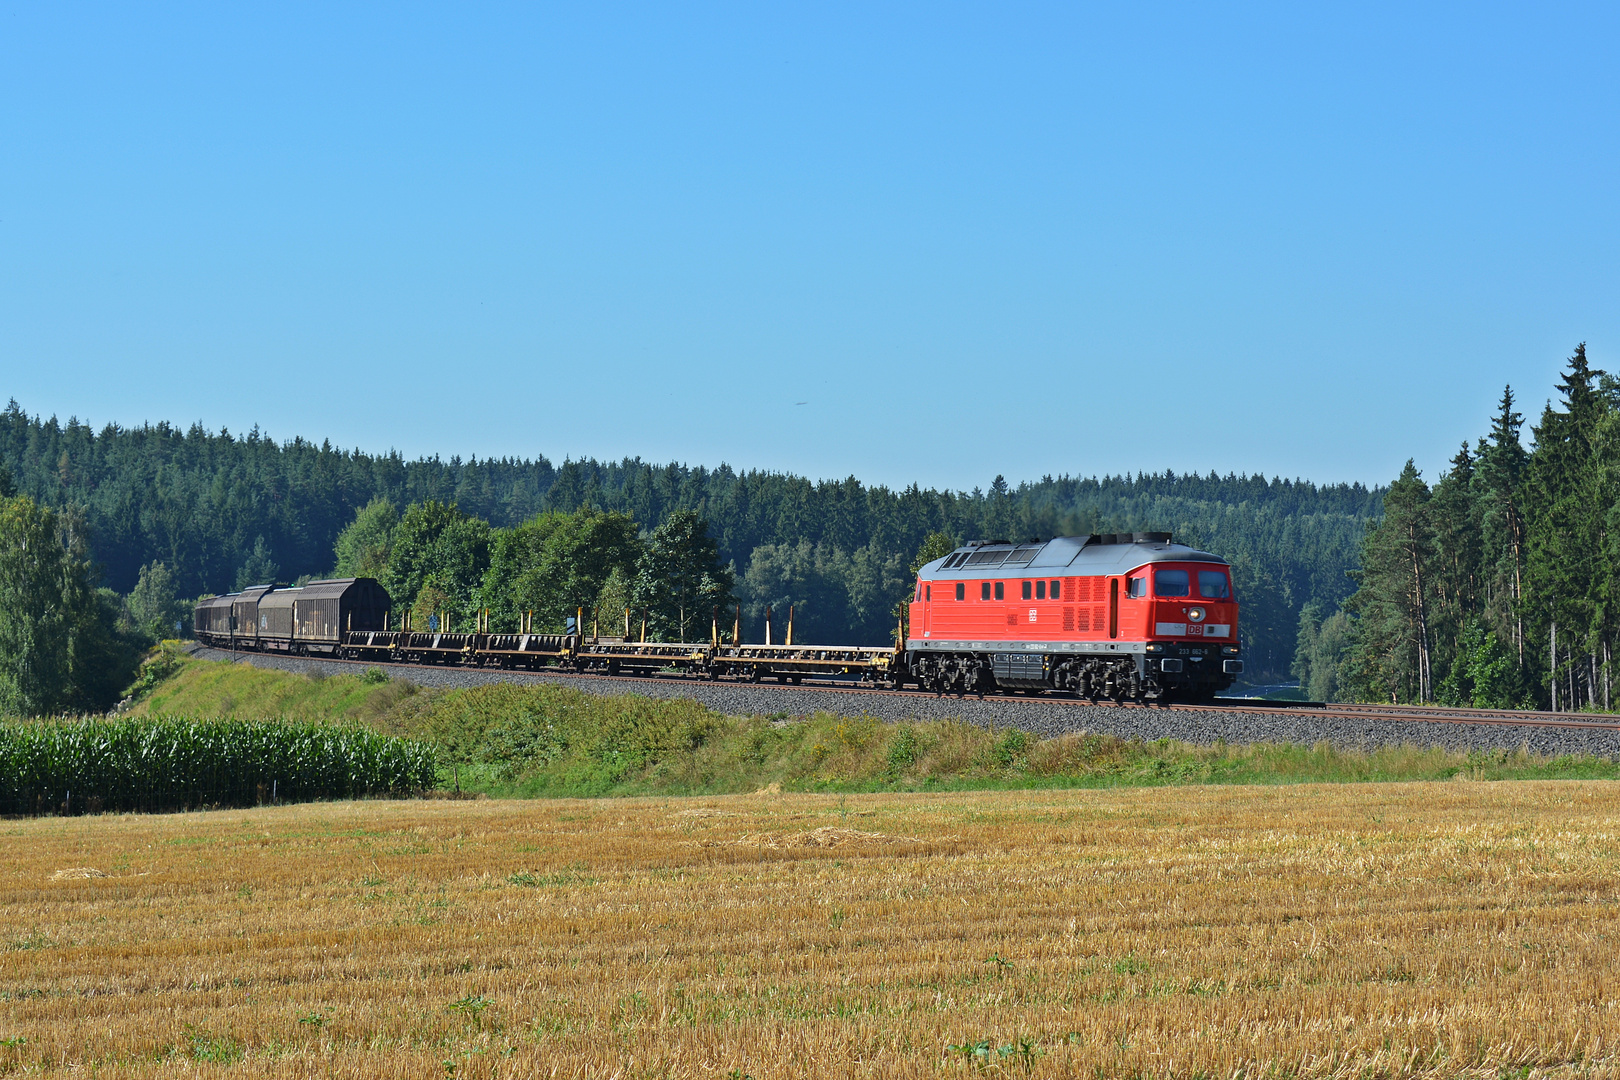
[190,647,1620,758]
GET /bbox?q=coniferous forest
[0,396,1379,705]
[1297,344,1618,711]
[6,343,1615,713]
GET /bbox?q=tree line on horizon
[1295,344,1617,712]
[0,398,1385,704]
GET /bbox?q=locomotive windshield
[1198,570,1231,599]
[1154,568,1190,596]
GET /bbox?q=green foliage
[0,496,142,715]
[127,644,185,702]
[128,652,1620,797]
[1339,460,1436,703]
[910,531,957,576]
[3,401,1382,678]
[382,501,491,624]
[0,715,437,814]
[234,535,279,591]
[631,510,735,642]
[994,727,1030,769]
[885,724,920,776]
[1292,601,1351,702]
[185,1029,243,1065]
[333,497,398,578]
[389,678,1620,798]
[1436,623,1534,709]
[479,507,640,632]
[126,561,186,642]
[1320,346,1620,709]
[0,496,74,715]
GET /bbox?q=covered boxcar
[229,585,276,648]
[193,594,235,641]
[254,578,391,654]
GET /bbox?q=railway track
[193,645,1619,733]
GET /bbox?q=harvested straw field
[3,781,1619,1078]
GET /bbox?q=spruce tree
[1342,461,1435,703]
[1476,385,1527,663]
[1523,344,1606,709]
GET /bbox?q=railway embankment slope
[126,649,1620,797]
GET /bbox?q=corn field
[0,717,437,815]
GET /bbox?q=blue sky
[3,3,1615,491]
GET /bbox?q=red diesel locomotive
[906,532,1242,701]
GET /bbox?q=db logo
[1028,608,1037,623]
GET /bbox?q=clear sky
[3,3,1616,492]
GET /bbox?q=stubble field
[2,782,1619,1078]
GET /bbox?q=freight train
[193,532,1242,701]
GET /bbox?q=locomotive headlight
[1186,606,1206,623]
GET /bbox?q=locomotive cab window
[1021,581,1032,600]
[1154,568,1190,596]
[925,585,931,601]
[994,582,1004,600]
[955,583,965,601]
[1198,570,1231,599]
[1127,577,1147,598]
[1035,581,1046,599]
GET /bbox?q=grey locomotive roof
[918,534,1226,580]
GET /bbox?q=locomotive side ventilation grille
[1062,606,1075,631]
